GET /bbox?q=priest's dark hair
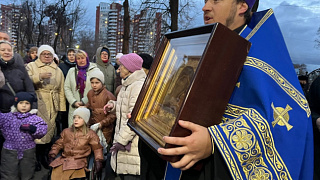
[237,0,259,24]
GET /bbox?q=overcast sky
[4,0,320,71]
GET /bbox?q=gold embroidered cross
[271,102,293,131]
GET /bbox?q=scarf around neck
[76,56,90,98]
[65,57,76,67]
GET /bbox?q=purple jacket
[0,112,47,159]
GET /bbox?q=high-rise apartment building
[0,4,21,47]
[132,10,164,56]
[95,2,165,59]
[96,2,123,60]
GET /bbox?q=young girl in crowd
[0,92,47,180]
[86,70,116,151]
[48,107,104,180]
[86,70,117,179]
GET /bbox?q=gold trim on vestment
[244,57,310,117]
[210,104,292,180]
[245,9,274,40]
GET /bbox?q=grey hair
[0,40,14,52]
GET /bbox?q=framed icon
[128,23,251,161]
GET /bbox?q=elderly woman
[0,40,36,112]
[105,53,146,179]
[64,49,100,126]
[26,45,66,169]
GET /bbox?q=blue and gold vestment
[208,9,314,180]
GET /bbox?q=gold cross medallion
[271,102,293,131]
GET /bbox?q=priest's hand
[157,120,213,171]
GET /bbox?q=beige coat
[26,59,66,144]
[64,63,100,126]
[110,69,146,175]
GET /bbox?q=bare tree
[138,0,196,32]
[44,0,86,54]
[170,0,178,31]
[17,0,37,53]
[34,0,49,47]
[74,30,96,60]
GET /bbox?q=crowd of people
[0,29,154,180]
[0,0,319,179]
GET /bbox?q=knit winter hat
[90,70,105,84]
[139,53,154,70]
[37,45,55,57]
[101,48,110,58]
[119,53,143,73]
[14,92,37,107]
[73,107,90,124]
[116,53,123,59]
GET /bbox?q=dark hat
[298,75,308,81]
[139,53,154,70]
[101,48,110,60]
[14,92,37,107]
[101,48,110,55]
[245,0,256,8]
[67,48,75,54]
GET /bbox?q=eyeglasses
[101,53,108,56]
[41,53,53,57]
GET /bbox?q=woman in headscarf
[95,46,116,94]
[64,49,100,126]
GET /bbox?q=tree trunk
[122,0,130,54]
[170,0,178,31]
[53,25,61,52]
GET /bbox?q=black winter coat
[0,58,37,113]
[58,59,76,78]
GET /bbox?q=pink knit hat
[119,53,143,72]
